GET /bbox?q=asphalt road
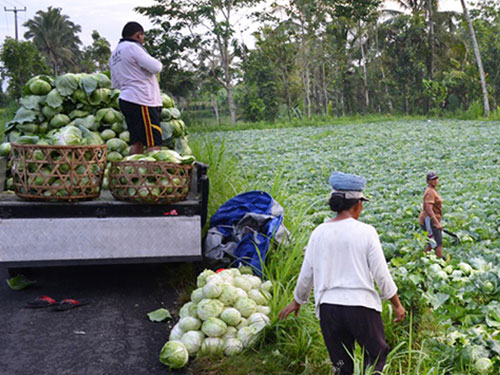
[0,263,196,375]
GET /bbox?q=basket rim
[110,160,194,166]
[10,143,107,150]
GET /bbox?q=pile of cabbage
[0,72,191,190]
[159,267,272,369]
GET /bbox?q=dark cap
[122,22,144,38]
[426,171,438,181]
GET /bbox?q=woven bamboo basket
[10,143,107,201]
[109,160,193,204]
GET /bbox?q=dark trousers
[319,304,389,375]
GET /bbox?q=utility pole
[4,7,27,40]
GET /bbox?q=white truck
[0,163,208,273]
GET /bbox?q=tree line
[2,1,500,124]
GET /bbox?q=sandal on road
[53,298,89,311]
[26,296,58,308]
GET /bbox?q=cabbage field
[191,119,499,374]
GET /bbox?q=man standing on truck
[109,22,163,155]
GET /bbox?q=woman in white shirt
[279,172,405,375]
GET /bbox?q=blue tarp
[206,191,285,275]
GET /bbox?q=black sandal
[53,298,90,311]
[26,296,58,308]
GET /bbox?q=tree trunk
[374,23,393,112]
[226,83,237,124]
[426,0,435,113]
[360,33,370,111]
[211,96,220,124]
[300,20,311,118]
[460,0,490,116]
[322,62,328,115]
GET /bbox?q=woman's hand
[278,300,301,320]
[393,304,406,323]
[389,293,406,323]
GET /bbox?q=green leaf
[6,274,36,290]
[11,107,37,124]
[20,95,45,110]
[45,88,63,108]
[147,308,172,322]
[55,73,80,96]
[80,74,99,95]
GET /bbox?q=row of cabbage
[160,267,272,369]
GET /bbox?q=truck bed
[0,163,209,268]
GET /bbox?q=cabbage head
[247,275,262,289]
[199,337,224,356]
[256,305,271,315]
[159,340,189,369]
[223,338,243,356]
[191,288,204,303]
[220,307,242,326]
[234,297,257,318]
[261,280,273,292]
[234,287,248,300]
[49,114,71,129]
[197,269,216,288]
[236,317,248,329]
[56,125,83,145]
[29,79,52,95]
[222,326,237,339]
[237,326,258,348]
[234,276,252,292]
[178,316,201,332]
[197,298,224,321]
[248,312,270,332]
[100,129,116,141]
[180,330,204,356]
[201,317,227,337]
[0,142,11,157]
[218,284,238,306]
[161,93,175,108]
[169,324,185,342]
[55,73,80,96]
[203,282,222,299]
[106,138,128,153]
[248,289,269,306]
[475,358,492,372]
[204,274,222,287]
[458,262,473,275]
[179,302,195,319]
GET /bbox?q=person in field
[419,171,444,258]
[279,172,405,375]
[109,21,163,155]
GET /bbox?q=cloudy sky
[0,0,156,48]
[0,0,463,49]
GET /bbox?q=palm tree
[23,7,82,75]
[459,0,490,116]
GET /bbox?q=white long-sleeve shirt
[109,40,163,106]
[294,218,397,319]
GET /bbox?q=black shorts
[119,99,162,147]
[421,216,443,248]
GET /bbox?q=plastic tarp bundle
[204,191,288,275]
